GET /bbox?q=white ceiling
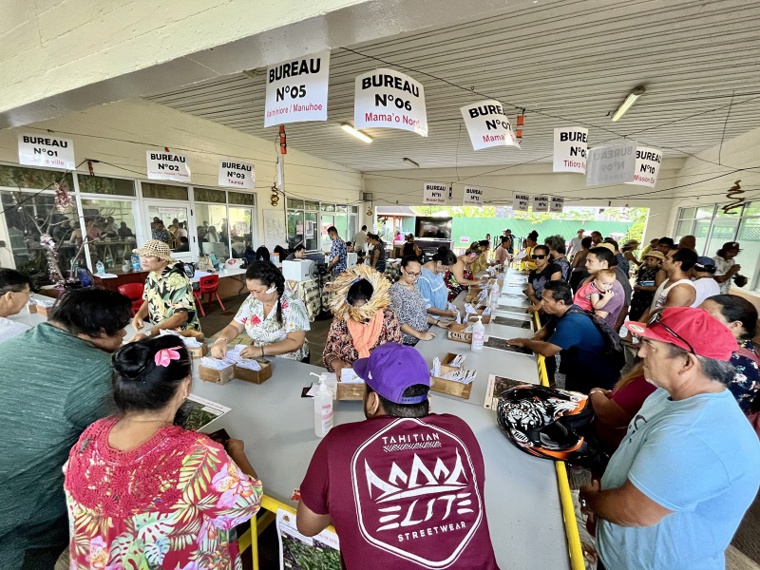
[147,0,760,173]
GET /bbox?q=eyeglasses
[403,270,421,277]
[647,312,696,355]
[531,254,546,260]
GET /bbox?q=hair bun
[113,342,151,380]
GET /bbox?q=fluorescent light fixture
[341,124,372,143]
[403,157,420,168]
[611,86,646,122]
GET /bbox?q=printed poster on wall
[354,68,428,136]
[463,186,484,205]
[264,50,330,127]
[18,133,76,170]
[218,160,255,189]
[460,100,520,150]
[550,196,565,213]
[146,150,191,182]
[423,183,448,204]
[586,141,637,186]
[512,193,530,212]
[626,146,662,188]
[532,195,549,213]
[553,127,588,173]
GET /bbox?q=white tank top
[653,278,696,310]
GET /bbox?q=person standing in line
[656,236,675,255]
[417,247,459,320]
[678,234,697,251]
[582,307,760,570]
[590,231,603,246]
[640,248,698,323]
[494,236,511,267]
[639,237,659,258]
[713,241,742,295]
[628,251,666,322]
[366,232,387,273]
[545,235,572,282]
[298,343,500,570]
[581,246,626,329]
[621,239,641,268]
[353,224,368,254]
[569,236,593,293]
[402,233,422,260]
[691,256,721,307]
[502,228,514,253]
[0,269,32,344]
[567,228,585,259]
[326,225,348,275]
[604,238,630,276]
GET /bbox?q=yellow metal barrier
[532,310,586,570]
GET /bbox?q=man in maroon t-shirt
[297,343,500,570]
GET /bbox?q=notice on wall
[463,186,484,205]
[354,68,428,136]
[512,193,530,212]
[423,182,448,204]
[532,195,549,213]
[553,127,588,173]
[586,141,637,186]
[550,196,565,213]
[460,100,520,150]
[18,133,76,170]
[264,51,330,127]
[626,146,662,188]
[146,150,191,182]
[218,160,255,189]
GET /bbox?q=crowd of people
[0,224,758,570]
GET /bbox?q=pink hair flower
[154,346,183,367]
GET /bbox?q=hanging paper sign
[553,127,588,173]
[17,133,76,169]
[463,186,484,205]
[264,50,330,127]
[532,195,549,213]
[586,141,637,186]
[218,160,255,189]
[626,146,662,188]
[423,183,448,204]
[354,68,428,136]
[512,193,530,212]
[460,100,520,150]
[146,150,190,182]
[550,196,565,213]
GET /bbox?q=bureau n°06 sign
[354,69,428,137]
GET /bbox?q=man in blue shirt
[507,280,620,393]
[581,306,760,570]
[326,225,347,275]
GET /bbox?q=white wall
[0,98,362,259]
[363,159,686,242]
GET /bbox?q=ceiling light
[403,157,420,168]
[611,86,646,122]
[341,124,372,143]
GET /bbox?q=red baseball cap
[626,306,737,361]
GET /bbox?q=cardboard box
[199,363,235,384]
[466,308,492,324]
[337,382,366,400]
[465,286,483,303]
[234,359,272,385]
[431,353,472,399]
[447,323,473,344]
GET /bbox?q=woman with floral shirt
[64,336,262,570]
[699,295,760,414]
[210,261,310,362]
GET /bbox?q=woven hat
[133,240,174,263]
[643,250,665,261]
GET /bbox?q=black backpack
[564,307,626,371]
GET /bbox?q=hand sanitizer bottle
[314,375,334,438]
[96,260,105,275]
[471,315,485,352]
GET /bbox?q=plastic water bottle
[96,260,105,275]
[313,375,333,438]
[490,282,500,310]
[105,254,114,269]
[131,252,141,272]
[471,315,485,352]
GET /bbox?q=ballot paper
[448,353,467,368]
[439,368,477,385]
[158,329,203,347]
[200,356,236,370]
[340,368,364,383]
[235,358,262,371]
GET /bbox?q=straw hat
[133,240,174,263]
[594,243,617,254]
[643,250,665,261]
[623,239,640,249]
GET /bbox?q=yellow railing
[533,311,585,570]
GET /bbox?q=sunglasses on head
[647,312,696,355]
[531,254,546,260]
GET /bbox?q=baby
[573,269,617,312]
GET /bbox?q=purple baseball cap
[353,343,430,405]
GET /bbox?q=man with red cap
[297,343,499,570]
[581,307,760,570]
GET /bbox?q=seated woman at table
[445,242,485,302]
[418,247,459,319]
[323,265,402,379]
[63,336,262,570]
[210,260,310,362]
[390,256,450,346]
[131,240,201,340]
[588,362,656,455]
